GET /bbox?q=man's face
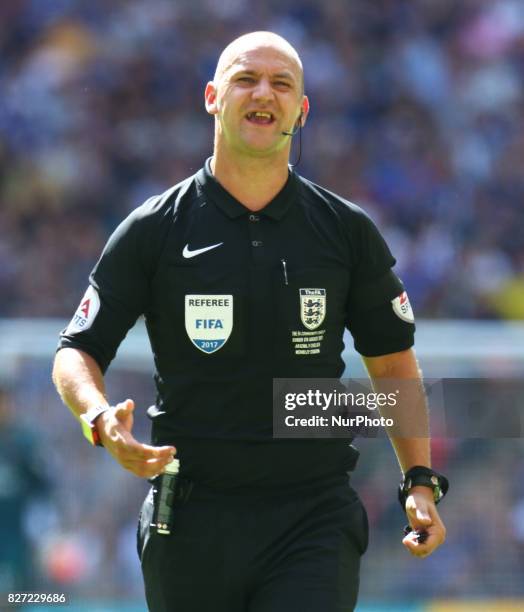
[206,44,308,157]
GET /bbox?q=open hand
[97,399,176,478]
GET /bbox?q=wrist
[398,465,449,512]
[407,485,436,500]
[80,404,110,446]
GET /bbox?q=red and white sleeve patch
[391,291,415,323]
[66,286,100,334]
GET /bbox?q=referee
[52,31,447,611]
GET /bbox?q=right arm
[52,348,108,416]
[53,197,175,478]
[52,347,175,478]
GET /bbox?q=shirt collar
[196,157,297,220]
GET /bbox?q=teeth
[249,112,272,119]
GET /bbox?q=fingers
[99,400,176,478]
[403,504,446,558]
[115,449,175,478]
[119,436,175,461]
[120,453,176,479]
[404,490,444,558]
[111,436,176,477]
[403,529,430,557]
[402,522,446,558]
[113,398,135,418]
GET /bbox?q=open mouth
[245,111,275,125]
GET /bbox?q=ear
[205,81,219,115]
[299,95,310,127]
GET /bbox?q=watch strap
[80,405,109,447]
[398,466,449,511]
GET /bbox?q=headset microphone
[281,125,300,136]
[283,112,304,168]
[282,112,303,137]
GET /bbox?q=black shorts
[137,475,368,612]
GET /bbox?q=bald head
[214,31,304,93]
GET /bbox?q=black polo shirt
[59,159,414,488]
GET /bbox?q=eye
[237,76,255,84]
[274,81,292,89]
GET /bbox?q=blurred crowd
[1,0,524,320]
[1,2,524,606]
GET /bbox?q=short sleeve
[58,202,157,372]
[345,211,415,357]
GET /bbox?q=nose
[252,77,274,102]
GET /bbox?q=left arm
[363,348,446,558]
[362,347,429,472]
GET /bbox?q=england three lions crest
[300,289,326,330]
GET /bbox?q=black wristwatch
[398,466,449,511]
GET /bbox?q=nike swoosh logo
[182,242,223,258]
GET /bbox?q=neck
[210,143,291,211]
